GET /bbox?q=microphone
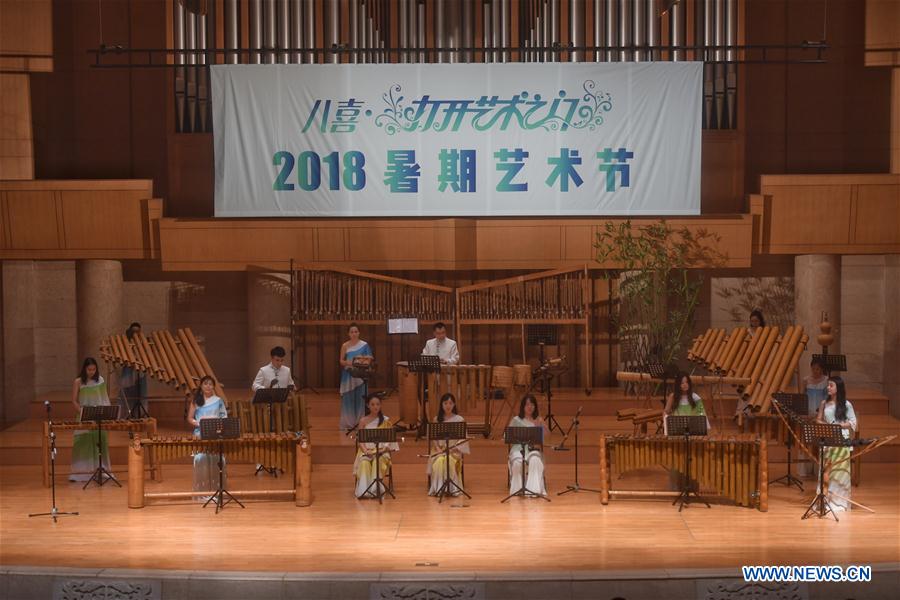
[44,400,52,413]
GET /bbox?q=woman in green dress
[664,373,711,434]
[69,357,113,482]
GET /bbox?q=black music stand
[801,421,845,521]
[357,426,397,504]
[427,421,470,503]
[666,415,709,512]
[409,354,442,439]
[533,344,565,435]
[770,392,809,491]
[502,426,550,503]
[80,405,122,489]
[556,407,600,495]
[200,417,244,513]
[812,353,847,375]
[251,388,290,476]
[29,401,79,522]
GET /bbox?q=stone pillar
[2,261,36,422]
[247,272,292,380]
[76,260,124,363]
[794,255,841,382]
[885,255,900,418]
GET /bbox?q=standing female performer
[340,323,373,432]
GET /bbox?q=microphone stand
[557,407,600,495]
[29,402,79,522]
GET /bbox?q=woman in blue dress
[186,375,227,497]
[339,323,373,432]
[799,356,829,476]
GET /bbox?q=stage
[2,387,899,599]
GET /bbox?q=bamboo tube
[758,439,768,511]
[177,329,204,382]
[151,332,177,385]
[696,329,717,363]
[163,330,194,389]
[183,328,223,397]
[599,435,609,504]
[296,437,312,506]
[752,326,797,409]
[735,326,766,379]
[128,439,145,509]
[158,331,189,389]
[720,328,747,374]
[745,327,779,398]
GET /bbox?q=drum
[491,366,514,389]
[513,364,532,388]
[352,355,375,367]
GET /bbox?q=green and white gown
[69,377,112,481]
[822,400,857,512]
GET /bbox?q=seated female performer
[664,373,711,434]
[816,376,858,512]
[427,393,470,496]
[353,393,399,499]
[507,394,548,497]
[186,375,227,499]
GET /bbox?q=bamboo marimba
[231,392,308,434]
[127,433,312,508]
[42,418,158,487]
[598,433,768,511]
[397,363,492,436]
[100,327,226,402]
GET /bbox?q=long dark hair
[79,357,101,384]
[437,393,458,423]
[194,375,216,407]
[828,376,848,421]
[750,309,766,327]
[364,392,385,425]
[518,394,539,419]
[674,373,696,408]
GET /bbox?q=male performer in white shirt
[251,346,296,390]
[422,322,460,365]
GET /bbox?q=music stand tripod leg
[501,445,550,503]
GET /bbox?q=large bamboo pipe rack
[616,325,808,417]
[291,266,454,326]
[99,327,226,402]
[686,325,809,414]
[456,266,592,390]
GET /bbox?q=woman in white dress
[816,376,858,512]
[427,393,470,496]
[353,394,399,498]
[507,394,547,497]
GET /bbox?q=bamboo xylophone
[100,328,226,401]
[397,364,492,436]
[598,433,768,511]
[231,393,309,434]
[42,418,158,487]
[686,325,809,414]
[127,433,312,508]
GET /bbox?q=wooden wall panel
[158,216,754,272]
[0,74,34,180]
[0,0,53,72]
[4,191,58,249]
[758,173,900,253]
[855,184,900,244]
[0,180,158,259]
[865,0,900,66]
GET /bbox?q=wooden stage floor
[2,462,899,575]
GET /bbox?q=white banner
[212,63,701,217]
